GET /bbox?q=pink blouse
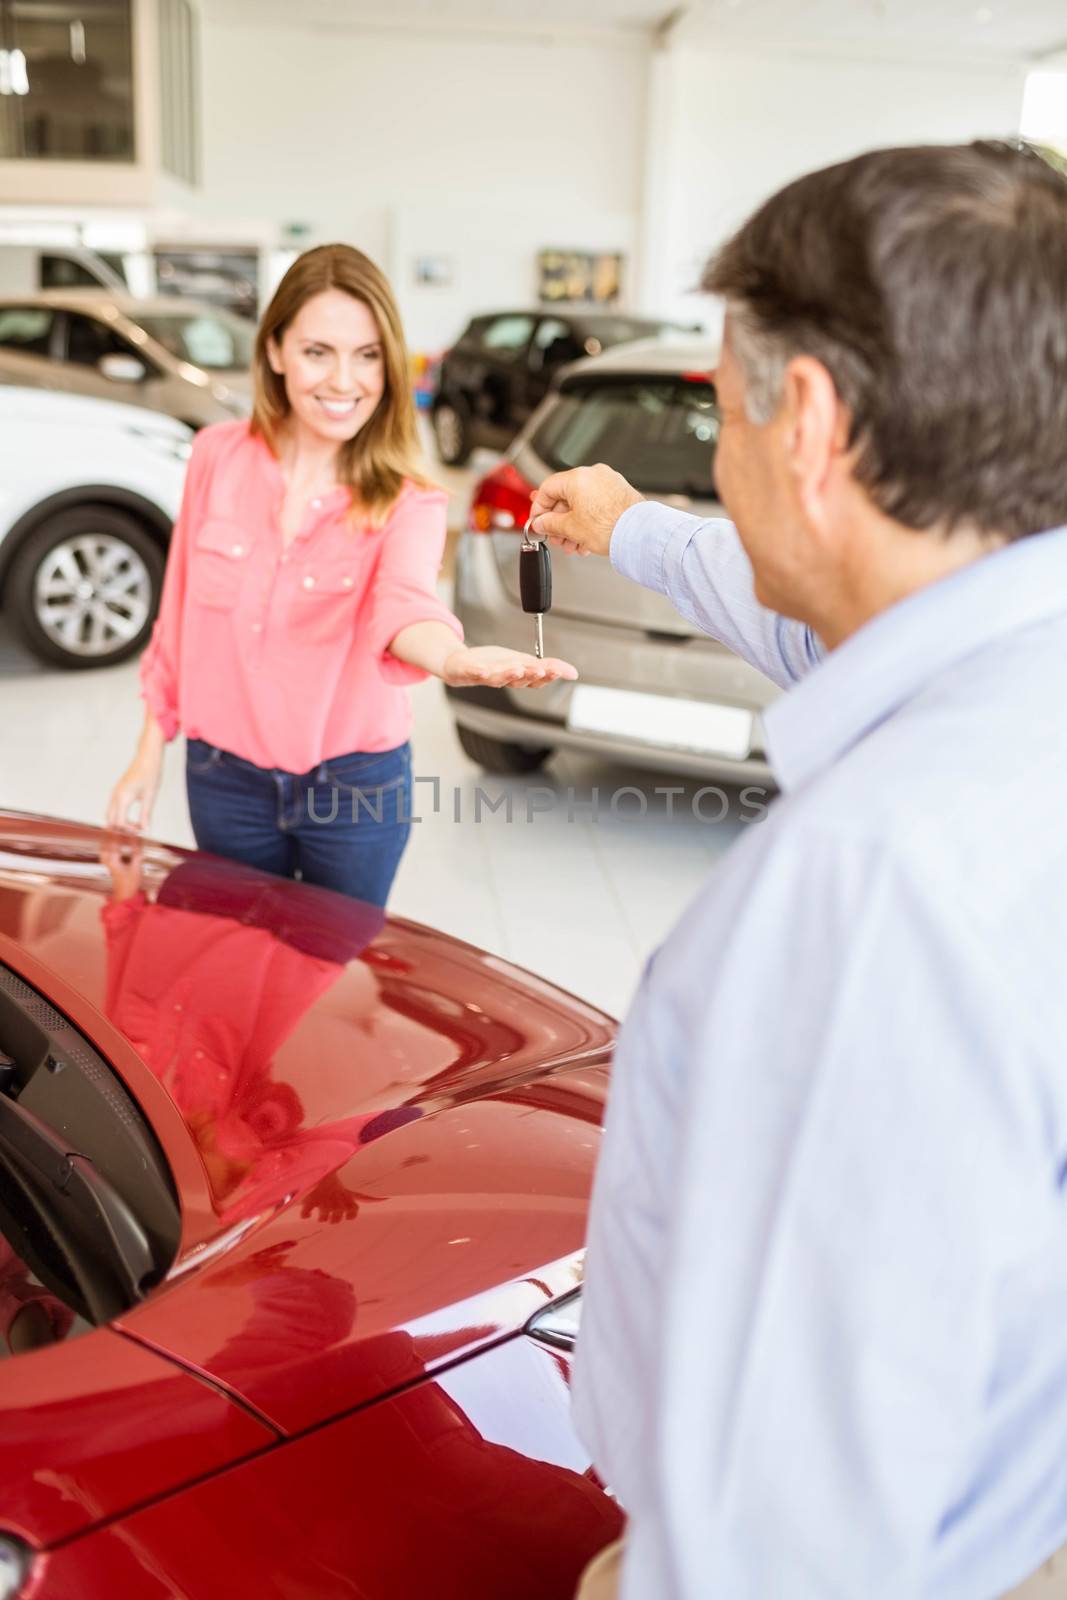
[140,419,463,773]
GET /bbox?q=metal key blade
[534,614,544,659]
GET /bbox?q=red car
[0,812,621,1598]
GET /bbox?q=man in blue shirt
[529,142,1067,1599]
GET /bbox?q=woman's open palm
[442,645,578,690]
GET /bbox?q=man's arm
[573,826,1048,1598]
[612,501,823,689]
[529,464,823,689]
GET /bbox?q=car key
[519,524,552,659]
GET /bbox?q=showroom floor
[0,446,754,1021]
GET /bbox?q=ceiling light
[0,49,29,96]
[975,5,993,21]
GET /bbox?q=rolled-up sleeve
[368,487,463,685]
[138,433,211,738]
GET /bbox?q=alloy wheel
[33,533,154,660]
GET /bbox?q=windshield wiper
[0,1091,159,1325]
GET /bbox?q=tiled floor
[0,436,755,1021]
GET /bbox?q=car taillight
[469,461,535,534]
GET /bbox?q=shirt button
[173,1003,183,1013]
[342,576,353,588]
[252,622,263,633]
[303,575,315,590]
[311,498,322,510]
[231,544,243,557]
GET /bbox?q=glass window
[0,306,54,355]
[159,0,199,185]
[0,0,135,162]
[531,377,720,498]
[480,315,535,357]
[64,312,135,367]
[41,254,105,290]
[136,310,253,370]
[532,317,582,369]
[533,318,570,352]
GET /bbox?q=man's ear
[782,355,846,504]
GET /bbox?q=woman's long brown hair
[250,243,429,526]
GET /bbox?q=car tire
[456,723,553,774]
[433,399,472,466]
[6,506,165,670]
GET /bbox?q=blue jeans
[185,739,412,908]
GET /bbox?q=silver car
[0,291,253,430]
[449,339,777,785]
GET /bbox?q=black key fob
[519,539,552,614]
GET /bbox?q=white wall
[641,43,1026,326]
[193,20,649,351]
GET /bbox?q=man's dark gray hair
[704,141,1067,542]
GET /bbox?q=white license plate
[566,686,753,759]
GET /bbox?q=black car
[431,308,692,465]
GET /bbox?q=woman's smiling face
[267,288,386,448]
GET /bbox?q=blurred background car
[0,291,253,430]
[448,338,777,785]
[0,386,188,669]
[430,307,695,465]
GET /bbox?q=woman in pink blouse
[107,245,575,905]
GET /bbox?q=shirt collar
[763,525,1067,793]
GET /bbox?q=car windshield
[136,310,254,370]
[530,376,719,498]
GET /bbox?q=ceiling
[203,0,1067,61]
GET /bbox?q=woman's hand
[107,749,162,834]
[107,712,165,834]
[442,645,578,689]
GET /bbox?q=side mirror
[98,353,146,384]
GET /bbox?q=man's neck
[810,520,1007,650]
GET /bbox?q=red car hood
[0,813,613,1437]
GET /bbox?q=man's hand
[528,465,643,558]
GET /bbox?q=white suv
[0,384,188,669]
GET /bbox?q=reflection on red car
[0,812,621,1597]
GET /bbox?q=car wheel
[456,724,553,774]
[433,400,472,466]
[6,507,165,670]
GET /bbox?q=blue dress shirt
[571,504,1067,1600]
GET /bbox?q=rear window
[530,377,720,497]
